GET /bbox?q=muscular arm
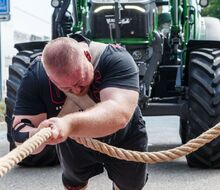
[63,87,138,138]
[13,113,47,153]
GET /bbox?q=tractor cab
[88,0,156,43]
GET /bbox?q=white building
[1,0,53,98]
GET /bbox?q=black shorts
[57,109,148,190]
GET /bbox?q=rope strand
[0,128,52,177]
[1,123,220,177]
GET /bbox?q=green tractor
[5,0,220,168]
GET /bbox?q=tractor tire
[179,118,188,144]
[5,50,59,166]
[186,48,220,168]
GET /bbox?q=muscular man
[14,34,148,189]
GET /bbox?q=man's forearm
[63,100,129,138]
[12,113,47,154]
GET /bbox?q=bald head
[42,37,85,77]
[41,37,94,96]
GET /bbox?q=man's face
[47,59,94,96]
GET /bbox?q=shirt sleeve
[99,48,139,92]
[14,67,46,115]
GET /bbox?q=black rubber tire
[5,50,35,146]
[5,50,59,166]
[179,118,188,144]
[186,48,220,168]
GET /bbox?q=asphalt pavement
[1,117,220,190]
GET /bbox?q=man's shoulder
[101,44,128,62]
[98,44,132,69]
[104,44,126,53]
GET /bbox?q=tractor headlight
[51,0,61,8]
[132,50,143,61]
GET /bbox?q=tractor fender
[184,40,220,86]
[186,40,220,63]
[14,41,48,52]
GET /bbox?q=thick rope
[0,128,52,177]
[1,122,220,177]
[74,122,220,163]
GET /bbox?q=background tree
[201,0,220,19]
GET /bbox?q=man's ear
[84,50,92,62]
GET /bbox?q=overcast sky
[8,0,53,36]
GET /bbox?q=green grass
[0,100,5,122]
